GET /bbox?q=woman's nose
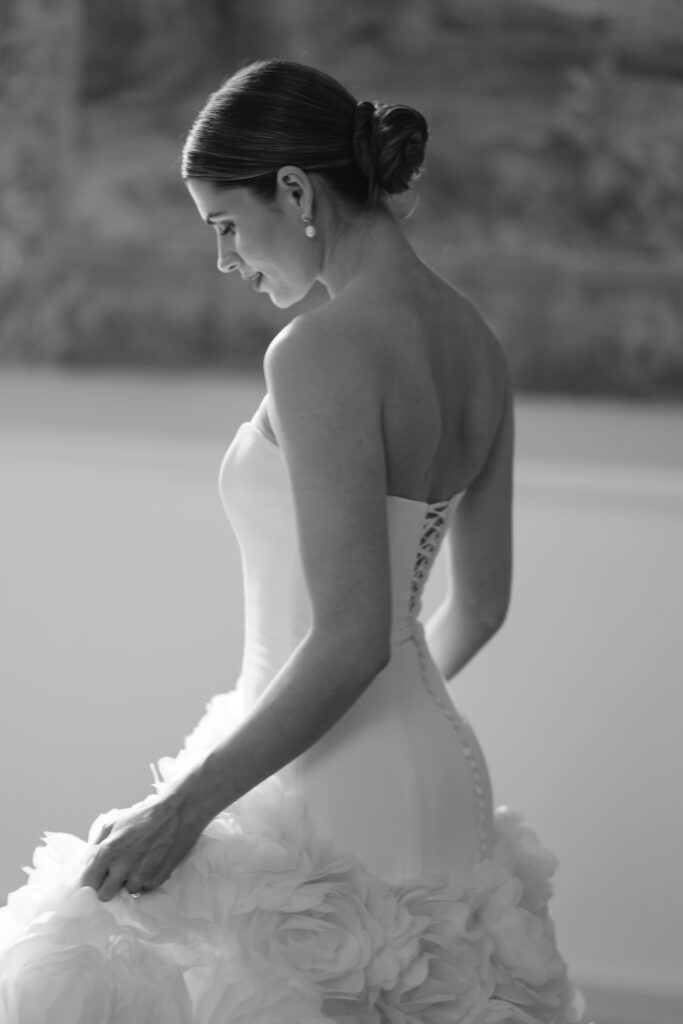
[216,238,238,274]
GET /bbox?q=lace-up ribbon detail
[408,500,451,617]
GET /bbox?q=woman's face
[185,177,319,308]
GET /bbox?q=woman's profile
[0,59,591,1023]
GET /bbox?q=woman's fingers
[123,876,147,897]
[96,866,128,902]
[79,847,109,894]
[80,841,129,900]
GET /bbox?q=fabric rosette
[193,951,331,1024]
[0,884,197,1024]
[0,832,90,949]
[471,808,588,1024]
[374,878,494,1024]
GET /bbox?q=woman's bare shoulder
[264,296,387,384]
[263,308,385,435]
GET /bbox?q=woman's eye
[217,222,234,237]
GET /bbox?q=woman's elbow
[348,624,391,677]
[367,636,392,674]
[482,599,510,637]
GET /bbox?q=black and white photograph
[1,3,682,1022]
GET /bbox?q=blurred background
[3,0,683,383]
[1,3,683,1023]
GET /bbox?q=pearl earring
[302,215,317,239]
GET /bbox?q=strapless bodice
[218,420,464,702]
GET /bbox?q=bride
[0,59,590,1024]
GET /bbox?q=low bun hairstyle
[182,59,428,208]
[352,100,427,205]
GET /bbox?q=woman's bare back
[356,262,510,506]
[256,256,510,508]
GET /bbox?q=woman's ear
[276,165,313,216]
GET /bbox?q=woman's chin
[267,283,311,309]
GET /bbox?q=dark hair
[181,59,428,207]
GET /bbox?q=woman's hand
[79,792,204,902]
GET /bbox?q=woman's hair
[181,59,428,207]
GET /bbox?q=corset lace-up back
[409,501,452,618]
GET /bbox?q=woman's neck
[316,202,422,299]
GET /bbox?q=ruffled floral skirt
[0,690,590,1023]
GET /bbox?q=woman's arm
[424,375,514,683]
[170,628,389,829]
[168,314,393,829]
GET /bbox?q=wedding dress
[0,417,590,1023]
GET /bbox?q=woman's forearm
[167,632,388,830]
[423,598,503,683]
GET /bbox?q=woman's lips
[247,272,263,290]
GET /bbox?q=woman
[0,60,590,1023]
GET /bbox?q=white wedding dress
[0,417,590,1023]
